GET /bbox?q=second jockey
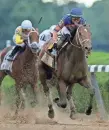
[7,20,36,61]
[38,25,56,57]
[52,7,86,51]
[39,25,56,50]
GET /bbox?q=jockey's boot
[7,46,22,61]
[57,34,70,50]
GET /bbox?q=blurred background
[0,0,109,113]
[0,0,108,52]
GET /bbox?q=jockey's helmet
[49,25,56,33]
[70,7,83,18]
[21,20,32,30]
[70,8,83,23]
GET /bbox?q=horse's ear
[85,24,92,35]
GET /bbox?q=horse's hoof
[70,112,76,120]
[53,97,59,103]
[48,109,54,119]
[85,106,92,115]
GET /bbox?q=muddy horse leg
[41,80,54,118]
[15,84,22,116]
[79,76,95,115]
[66,85,76,119]
[39,63,54,119]
[30,84,38,107]
[20,86,27,109]
[55,79,67,108]
[0,71,6,105]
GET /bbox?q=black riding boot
[57,34,70,50]
[7,46,22,61]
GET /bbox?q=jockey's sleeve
[13,34,23,44]
[53,20,64,43]
[13,26,24,44]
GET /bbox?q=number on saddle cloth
[0,50,13,72]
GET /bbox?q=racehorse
[0,30,39,115]
[38,24,95,119]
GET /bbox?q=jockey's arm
[13,26,24,44]
[53,20,64,43]
[13,34,23,44]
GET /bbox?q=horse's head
[27,31,39,53]
[73,24,92,56]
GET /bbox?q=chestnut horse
[0,30,39,115]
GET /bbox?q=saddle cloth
[0,47,17,72]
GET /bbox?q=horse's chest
[24,64,36,73]
[62,61,87,82]
[21,63,37,81]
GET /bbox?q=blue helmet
[70,7,83,17]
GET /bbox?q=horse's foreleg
[15,85,21,116]
[79,76,95,115]
[30,84,38,107]
[42,82,54,118]
[42,81,54,118]
[56,79,67,108]
[0,71,6,105]
[20,87,27,109]
[39,64,54,119]
[67,85,76,119]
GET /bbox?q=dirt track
[0,105,109,130]
[0,88,109,130]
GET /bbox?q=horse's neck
[67,43,86,64]
[23,46,36,63]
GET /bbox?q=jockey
[39,25,56,50]
[52,7,86,51]
[7,20,36,61]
